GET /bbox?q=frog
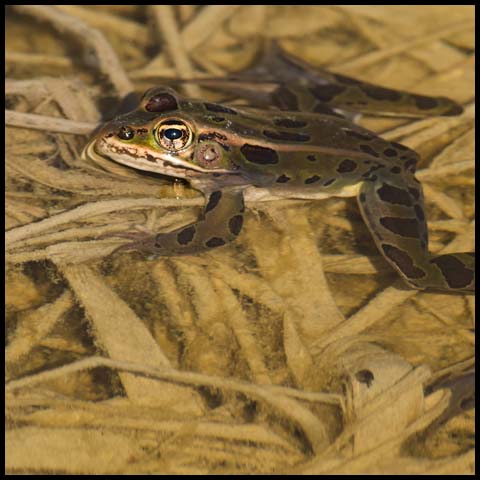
[83,49,474,293]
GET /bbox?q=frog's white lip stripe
[86,137,232,178]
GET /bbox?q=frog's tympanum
[84,49,474,293]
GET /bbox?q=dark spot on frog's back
[443,103,464,116]
[228,215,243,236]
[204,102,237,115]
[206,237,226,248]
[144,92,178,113]
[383,148,398,157]
[276,174,290,183]
[273,118,308,128]
[380,217,419,238]
[336,159,357,173]
[305,175,321,184]
[360,84,402,101]
[377,183,412,207]
[412,94,438,110]
[177,225,196,245]
[240,144,279,165]
[430,255,474,289]
[382,244,426,279]
[263,130,310,142]
[359,144,380,158]
[343,129,374,141]
[309,84,346,102]
[205,191,222,213]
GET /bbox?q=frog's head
[84,87,239,179]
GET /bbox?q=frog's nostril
[117,126,135,140]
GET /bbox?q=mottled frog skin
[84,50,474,293]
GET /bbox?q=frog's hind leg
[263,48,464,117]
[188,44,464,118]
[301,71,464,118]
[357,173,475,293]
[114,188,245,257]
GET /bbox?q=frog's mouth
[83,137,233,179]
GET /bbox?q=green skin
[84,51,474,293]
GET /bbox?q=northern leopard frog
[84,49,475,293]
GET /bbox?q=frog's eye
[155,119,193,151]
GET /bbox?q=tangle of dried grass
[6,5,474,475]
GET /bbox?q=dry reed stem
[6,291,74,366]
[416,160,474,180]
[12,5,133,97]
[55,5,150,44]
[150,6,201,98]
[332,19,474,72]
[150,262,198,345]
[6,110,95,135]
[382,103,474,142]
[307,390,452,474]
[312,285,418,356]
[6,355,338,454]
[180,5,243,51]
[6,51,73,68]
[58,264,205,411]
[422,184,465,220]
[6,198,201,247]
[212,276,273,385]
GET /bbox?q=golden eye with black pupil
[117,126,135,140]
[155,119,193,151]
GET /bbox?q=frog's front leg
[117,187,245,256]
[357,171,474,293]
